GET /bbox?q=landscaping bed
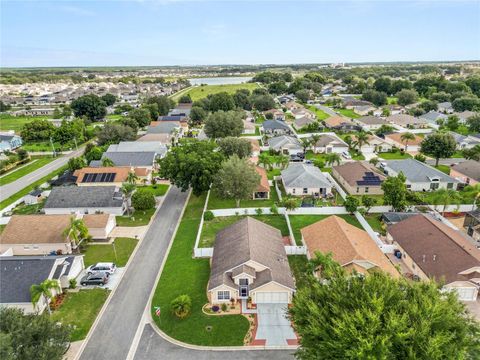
[82,237,138,267]
[116,208,156,226]
[51,288,109,342]
[151,194,250,346]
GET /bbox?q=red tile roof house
[253,166,270,200]
[387,214,480,301]
[332,161,386,195]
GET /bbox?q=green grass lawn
[363,213,385,235]
[82,237,138,267]
[12,200,45,215]
[387,97,398,105]
[288,255,309,289]
[51,289,109,342]
[266,168,281,180]
[434,165,451,174]
[200,214,289,248]
[139,184,170,196]
[115,208,156,226]
[0,114,51,133]
[151,193,250,346]
[0,157,55,186]
[337,108,361,119]
[351,194,385,205]
[378,151,412,160]
[22,140,81,152]
[207,186,279,209]
[171,83,259,102]
[451,150,464,158]
[0,165,68,211]
[306,105,330,121]
[289,214,363,245]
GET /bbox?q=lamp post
[112,240,118,262]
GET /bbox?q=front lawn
[151,194,250,346]
[139,184,170,196]
[378,151,412,160]
[116,208,156,226]
[207,186,279,209]
[200,214,289,248]
[289,214,363,245]
[350,150,365,160]
[82,237,138,267]
[0,156,55,186]
[337,108,360,119]
[51,289,109,342]
[306,105,330,121]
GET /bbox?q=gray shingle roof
[451,160,480,181]
[312,134,348,148]
[281,163,330,188]
[384,159,457,183]
[147,122,181,134]
[262,120,290,131]
[208,217,295,291]
[356,116,387,125]
[419,111,448,123]
[268,135,301,150]
[44,186,123,209]
[100,152,157,167]
[107,141,167,154]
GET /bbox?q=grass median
[151,193,250,346]
[0,157,56,186]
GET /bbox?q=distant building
[0,133,22,152]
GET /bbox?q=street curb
[74,186,172,360]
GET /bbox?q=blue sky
[1,0,479,67]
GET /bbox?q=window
[23,246,30,250]
[365,187,369,193]
[356,187,359,193]
[406,184,411,189]
[292,188,296,194]
[239,279,249,285]
[447,183,453,189]
[303,188,308,194]
[430,182,439,190]
[217,291,230,300]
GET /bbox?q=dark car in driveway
[80,272,109,286]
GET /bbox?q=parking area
[255,304,297,346]
[76,268,125,291]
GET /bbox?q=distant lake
[188,76,253,86]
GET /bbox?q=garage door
[455,288,477,301]
[255,292,289,303]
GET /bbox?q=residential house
[264,109,285,121]
[242,120,256,135]
[354,116,388,131]
[281,163,332,197]
[74,167,132,186]
[247,138,260,157]
[463,209,480,246]
[450,160,480,185]
[82,214,116,240]
[455,111,477,124]
[0,133,22,152]
[91,152,159,180]
[253,167,270,200]
[147,121,183,139]
[207,217,295,305]
[107,141,167,154]
[284,101,301,111]
[381,159,458,191]
[351,105,377,116]
[44,186,125,215]
[332,161,386,195]
[438,102,454,114]
[343,99,373,108]
[449,132,480,150]
[262,120,292,136]
[384,132,423,152]
[419,111,448,125]
[310,134,348,154]
[291,108,314,120]
[387,114,428,129]
[301,216,398,277]
[388,214,480,301]
[137,133,175,144]
[294,116,317,130]
[323,116,361,132]
[24,189,44,205]
[362,134,392,153]
[268,135,302,155]
[0,255,84,314]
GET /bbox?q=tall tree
[289,253,480,360]
[145,95,175,116]
[396,89,418,106]
[212,155,260,207]
[158,139,224,195]
[381,173,407,211]
[96,124,135,145]
[431,188,462,216]
[207,92,236,112]
[204,110,244,139]
[62,217,89,250]
[101,157,115,167]
[127,171,139,184]
[325,152,341,167]
[217,137,252,159]
[121,182,136,216]
[400,132,416,153]
[420,133,456,166]
[71,94,107,121]
[354,131,370,151]
[101,93,117,106]
[128,108,151,127]
[30,280,60,315]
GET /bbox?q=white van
[87,262,117,275]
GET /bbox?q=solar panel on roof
[81,172,116,183]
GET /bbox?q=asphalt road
[425,158,466,166]
[134,324,295,360]
[0,146,85,202]
[78,186,190,360]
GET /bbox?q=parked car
[290,155,303,162]
[342,151,352,159]
[80,272,109,286]
[86,262,117,275]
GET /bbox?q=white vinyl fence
[285,246,307,255]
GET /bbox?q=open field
[151,194,249,346]
[0,114,51,133]
[171,83,260,102]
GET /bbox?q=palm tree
[122,182,136,216]
[30,279,60,315]
[310,134,321,152]
[431,188,462,216]
[369,157,379,166]
[325,153,341,167]
[127,171,139,184]
[354,131,370,151]
[463,183,480,210]
[300,138,311,154]
[279,154,290,169]
[400,132,416,153]
[258,152,272,170]
[170,294,192,319]
[343,135,354,150]
[62,217,89,251]
[101,157,114,167]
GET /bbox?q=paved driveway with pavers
[134,324,295,360]
[255,304,296,346]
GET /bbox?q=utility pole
[50,137,56,157]
[73,137,78,151]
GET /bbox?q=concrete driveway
[77,268,124,291]
[255,304,296,346]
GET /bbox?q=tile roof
[82,214,111,228]
[312,134,348,148]
[451,160,480,181]
[388,214,480,283]
[0,215,71,245]
[333,161,386,187]
[281,163,330,188]
[255,166,270,193]
[269,135,301,150]
[324,116,353,127]
[301,216,399,277]
[147,122,181,134]
[208,217,295,291]
[385,132,423,146]
[74,167,130,184]
[45,186,123,209]
[387,114,426,126]
[356,116,387,125]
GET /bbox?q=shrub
[211,305,220,312]
[203,210,214,221]
[255,208,263,216]
[270,204,279,215]
[69,279,77,289]
[414,153,426,163]
[221,303,228,312]
[131,189,155,210]
[170,294,192,319]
